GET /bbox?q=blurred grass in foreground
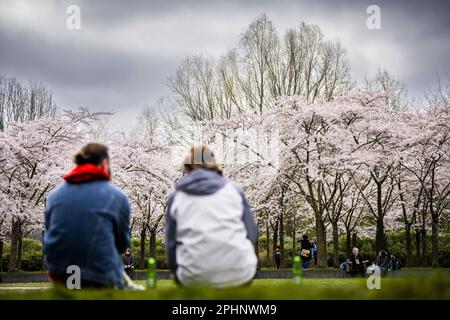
[0,274,449,300]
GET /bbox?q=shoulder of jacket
[47,182,67,203]
[166,189,180,213]
[226,181,246,198]
[107,183,129,204]
[228,180,242,192]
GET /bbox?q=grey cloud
[0,0,449,130]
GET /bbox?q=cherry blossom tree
[398,102,450,267]
[113,138,177,267]
[1,86,448,271]
[193,89,450,268]
[0,108,106,271]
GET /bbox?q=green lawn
[0,282,53,288]
[1,274,449,300]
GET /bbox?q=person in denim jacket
[44,143,130,288]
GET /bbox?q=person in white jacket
[165,144,259,288]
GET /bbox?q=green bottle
[293,255,302,284]
[147,257,157,288]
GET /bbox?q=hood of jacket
[63,163,111,184]
[175,168,226,195]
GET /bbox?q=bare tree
[364,69,409,110]
[0,75,57,130]
[425,73,450,106]
[238,14,279,114]
[167,15,353,124]
[139,104,159,142]
[87,115,113,142]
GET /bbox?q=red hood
[63,163,111,184]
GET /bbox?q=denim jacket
[44,180,130,287]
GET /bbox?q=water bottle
[147,257,157,288]
[293,255,302,284]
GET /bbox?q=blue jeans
[302,259,309,269]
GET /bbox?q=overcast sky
[0,0,449,130]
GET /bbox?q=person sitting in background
[165,144,258,288]
[274,246,282,270]
[123,248,134,277]
[376,250,389,276]
[44,143,131,288]
[300,235,312,269]
[349,247,368,277]
[340,259,351,273]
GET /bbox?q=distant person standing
[376,250,389,276]
[388,255,400,275]
[300,235,312,269]
[311,241,318,267]
[274,246,282,270]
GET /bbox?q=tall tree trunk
[315,214,327,268]
[375,182,386,252]
[272,220,278,251]
[421,229,427,266]
[149,230,156,259]
[415,228,421,266]
[8,220,21,272]
[292,214,296,262]
[265,221,270,267]
[398,181,414,267]
[17,229,23,271]
[351,232,357,251]
[331,222,339,268]
[41,231,46,271]
[428,163,439,268]
[375,218,386,252]
[345,230,351,258]
[405,224,413,267]
[254,220,260,264]
[0,238,3,273]
[272,219,279,268]
[279,214,285,269]
[139,228,146,269]
[431,219,439,268]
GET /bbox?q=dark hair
[73,142,109,166]
[302,234,308,240]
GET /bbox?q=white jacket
[165,169,258,288]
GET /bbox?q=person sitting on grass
[311,241,318,267]
[165,144,259,288]
[44,143,131,289]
